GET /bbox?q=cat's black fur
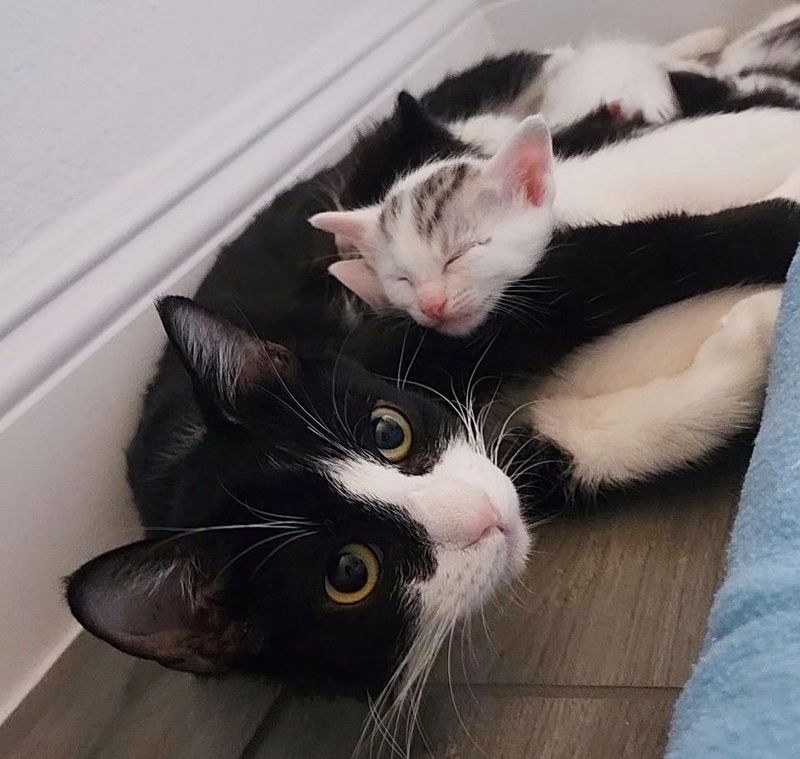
[669,70,800,115]
[418,51,545,121]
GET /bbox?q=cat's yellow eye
[370,406,412,463]
[325,543,380,605]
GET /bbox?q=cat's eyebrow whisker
[401,331,426,392]
[217,479,317,525]
[330,340,358,446]
[214,528,311,580]
[143,521,319,560]
[250,529,316,578]
[395,327,410,391]
[261,387,350,457]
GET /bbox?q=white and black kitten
[312,104,800,334]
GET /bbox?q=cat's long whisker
[395,328,410,390]
[215,529,310,580]
[250,529,316,578]
[447,618,486,757]
[509,458,563,484]
[401,330,426,391]
[478,604,497,657]
[490,399,538,463]
[218,479,318,525]
[331,337,358,445]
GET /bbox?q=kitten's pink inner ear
[328,260,391,311]
[487,115,554,207]
[308,209,378,258]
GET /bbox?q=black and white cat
[64,37,800,755]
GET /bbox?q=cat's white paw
[696,288,782,365]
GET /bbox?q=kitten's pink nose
[419,293,448,321]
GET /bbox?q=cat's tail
[765,165,800,203]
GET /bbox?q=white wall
[0,0,371,261]
[482,0,781,52]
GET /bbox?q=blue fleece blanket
[667,252,800,758]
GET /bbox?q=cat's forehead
[380,159,481,242]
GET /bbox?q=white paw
[697,288,782,365]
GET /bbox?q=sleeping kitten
[311,107,800,334]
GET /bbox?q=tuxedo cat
[65,44,800,753]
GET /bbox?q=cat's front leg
[526,287,782,491]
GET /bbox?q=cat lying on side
[63,32,800,748]
[311,104,800,334]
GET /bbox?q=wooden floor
[244,460,743,759]
[2,462,743,759]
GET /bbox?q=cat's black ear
[394,91,439,131]
[156,296,297,425]
[66,539,255,674]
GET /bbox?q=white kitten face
[311,116,556,336]
[370,162,553,335]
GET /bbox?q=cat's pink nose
[464,502,504,546]
[419,294,448,321]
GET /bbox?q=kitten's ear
[308,208,380,258]
[484,115,554,207]
[66,539,254,674]
[329,259,390,311]
[157,296,297,425]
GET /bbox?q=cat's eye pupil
[327,552,368,594]
[372,417,405,450]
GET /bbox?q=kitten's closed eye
[446,237,492,267]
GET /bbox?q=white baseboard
[0,0,497,733]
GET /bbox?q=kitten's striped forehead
[380,161,478,240]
